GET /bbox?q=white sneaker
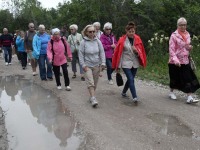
[90,97,98,107]
[108,80,114,85]
[8,63,12,65]
[5,62,8,66]
[32,72,37,76]
[187,95,199,104]
[169,92,177,100]
[132,97,138,103]
[57,86,62,90]
[28,63,31,66]
[66,86,71,91]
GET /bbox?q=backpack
[50,37,67,64]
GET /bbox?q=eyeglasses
[105,29,111,30]
[30,26,34,28]
[88,31,95,33]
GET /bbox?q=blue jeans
[106,58,113,80]
[38,54,52,80]
[2,47,12,63]
[122,68,138,99]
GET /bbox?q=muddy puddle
[0,75,85,150]
[147,113,200,140]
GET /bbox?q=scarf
[178,29,188,43]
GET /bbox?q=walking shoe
[186,95,199,104]
[108,80,114,85]
[72,74,76,78]
[42,78,47,81]
[28,63,31,66]
[22,67,26,70]
[32,72,37,76]
[57,86,62,90]
[66,86,71,91]
[8,63,12,65]
[132,97,138,103]
[5,62,8,66]
[121,93,129,99]
[47,77,53,81]
[169,92,177,100]
[81,77,85,81]
[90,97,98,107]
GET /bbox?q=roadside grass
[137,53,200,95]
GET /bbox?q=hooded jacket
[47,37,72,66]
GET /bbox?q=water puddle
[147,113,200,140]
[0,75,85,150]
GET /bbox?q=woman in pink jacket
[168,17,200,104]
[47,28,72,90]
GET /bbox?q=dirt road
[0,56,200,150]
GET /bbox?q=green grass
[137,54,200,95]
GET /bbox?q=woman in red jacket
[112,21,146,103]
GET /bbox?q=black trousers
[53,63,70,86]
[19,52,27,67]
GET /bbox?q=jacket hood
[83,36,98,41]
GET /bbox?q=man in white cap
[0,28,13,65]
[68,24,84,81]
[93,22,103,39]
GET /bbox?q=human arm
[78,40,88,71]
[47,41,53,63]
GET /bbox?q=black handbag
[116,73,124,86]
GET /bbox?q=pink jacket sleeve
[64,39,72,60]
[169,34,180,64]
[47,41,53,62]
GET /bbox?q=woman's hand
[83,66,88,72]
[185,44,193,51]
[175,62,181,67]
[132,46,138,53]
[111,44,116,49]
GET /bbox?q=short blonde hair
[177,17,187,26]
[82,25,94,37]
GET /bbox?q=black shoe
[42,78,47,81]
[22,67,26,70]
[81,77,85,81]
[72,74,76,79]
[47,77,53,81]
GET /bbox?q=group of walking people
[0,17,199,108]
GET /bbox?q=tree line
[1,0,200,46]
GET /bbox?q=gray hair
[38,24,45,30]
[177,17,187,26]
[28,23,34,27]
[69,24,78,30]
[3,28,8,32]
[103,22,112,30]
[93,22,101,27]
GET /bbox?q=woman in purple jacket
[100,22,117,85]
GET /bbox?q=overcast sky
[38,0,65,8]
[0,0,67,9]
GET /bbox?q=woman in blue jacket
[33,24,52,81]
[16,31,27,69]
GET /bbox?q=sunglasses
[88,30,95,33]
[105,29,111,30]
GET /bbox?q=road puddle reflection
[0,75,84,150]
[147,113,200,140]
